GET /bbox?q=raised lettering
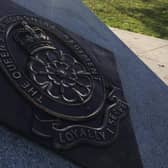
[27,87,38,97]
[3,58,13,64]
[59,133,66,144]
[97,131,106,140]
[79,128,87,137]
[65,132,74,142]
[21,80,31,89]
[7,64,17,71]
[36,95,43,103]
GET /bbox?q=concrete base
[0,0,167,168]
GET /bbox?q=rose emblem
[29,49,93,104]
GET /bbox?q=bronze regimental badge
[0,15,128,149]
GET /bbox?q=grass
[83,0,168,39]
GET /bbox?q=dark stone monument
[0,1,143,167]
[1,0,167,168]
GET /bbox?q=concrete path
[111,28,168,85]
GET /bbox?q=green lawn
[83,0,168,39]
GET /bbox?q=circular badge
[0,15,105,120]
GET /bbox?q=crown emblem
[14,21,56,55]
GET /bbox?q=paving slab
[0,0,167,168]
[111,28,168,55]
[111,28,168,85]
